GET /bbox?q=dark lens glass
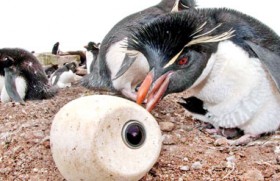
[122,121,145,148]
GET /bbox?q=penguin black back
[44,64,59,78]
[52,42,60,55]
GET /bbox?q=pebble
[191,161,203,170]
[180,166,190,171]
[0,132,12,143]
[241,169,264,181]
[0,167,12,174]
[214,137,229,146]
[274,146,280,154]
[162,134,177,145]
[180,125,193,132]
[159,122,175,132]
[226,155,236,168]
[178,178,184,181]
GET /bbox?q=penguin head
[127,10,235,111]
[0,55,15,67]
[84,42,100,52]
[53,42,59,48]
[0,48,26,68]
[64,62,77,73]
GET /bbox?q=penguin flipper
[245,40,280,91]
[177,96,207,115]
[4,67,25,104]
[112,54,136,81]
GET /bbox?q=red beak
[136,70,172,112]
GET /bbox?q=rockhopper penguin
[44,64,59,78]
[50,62,77,88]
[52,42,60,55]
[80,0,197,100]
[0,48,58,103]
[84,41,100,74]
[127,8,280,145]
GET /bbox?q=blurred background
[0,0,278,52]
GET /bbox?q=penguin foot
[121,89,137,101]
[206,127,243,139]
[227,134,260,145]
[205,128,219,134]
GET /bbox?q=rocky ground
[1,85,280,181]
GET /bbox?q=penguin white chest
[192,41,280,135]
[1,76,27,103]
[0,76,4,91]
[52,70,75,88]
[86,51,94,74]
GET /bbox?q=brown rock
[159,122,175,132]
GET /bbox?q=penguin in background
[44,64,59,78]
[127,8,280,145]
[50,62,77,88]
[60,51,87,67]
[80,0,197,100]
[84,41,100,74]
[52,42,60,55]
[0,48,58,103]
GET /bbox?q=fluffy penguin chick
[51,62,77,88]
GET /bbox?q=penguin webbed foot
[227,134,260,146]
[205,127,243,139]
[207,127,258,145]
[13,101,25,106]
[221,128,244,139]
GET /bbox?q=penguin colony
[2,0,280,146]
[0,40,99,103]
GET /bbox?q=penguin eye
[179,2,189,9]
[177,57,188,66]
